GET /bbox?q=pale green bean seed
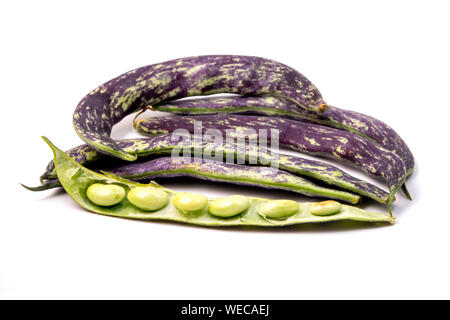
[173,192,208,212]
[310,200,342,216]
[259,200,299,218]
[127,187,169,211]
[86,183,126,207]
[209,195,250,218]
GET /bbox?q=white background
[1,0,449,299]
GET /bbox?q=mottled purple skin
[73,56,325,161]
[31,158,358,203]
[136,114,406,207]
[152,95,414,175]
[39,136,390,205]
[106,157,360,203]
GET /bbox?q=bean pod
[151,95,414,197]
[29,156,363,204]
[43,136,394,226]
[135,115,406,211]
[73,55,326,161]
[102,156,361,203]
[36,136,391,205]
[151,95,414,174]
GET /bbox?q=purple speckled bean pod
[73,56,326,161]
[108,157,361,203]
[135,114,407,211]
[37,136,391,206]
[151,95,414,177]
[26,157,360,203]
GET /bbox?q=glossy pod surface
[44,137,394,226]
[73,55,326,161]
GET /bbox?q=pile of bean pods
[24,55,414,227]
